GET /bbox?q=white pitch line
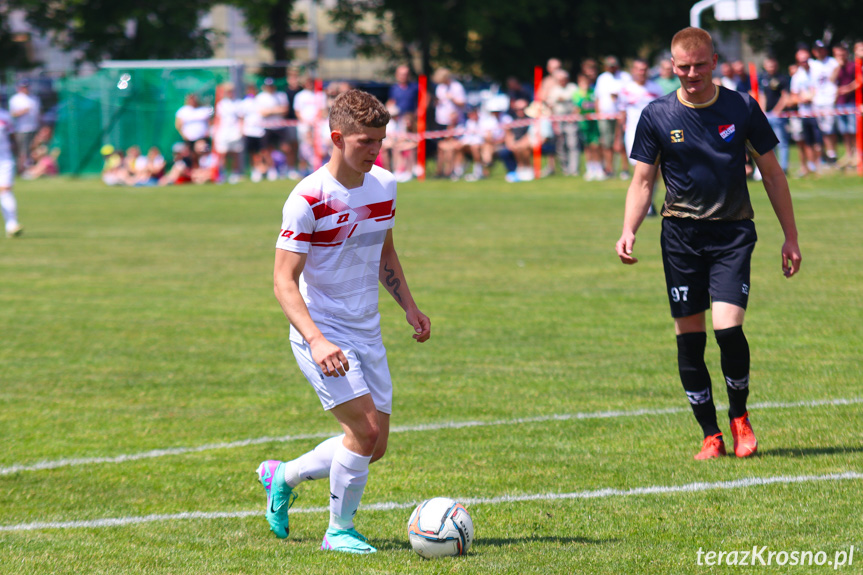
[2,471,861,533]
[1,397,860,476]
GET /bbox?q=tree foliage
[0,6,33,71]
[735,0,863,64]
[330,0,863,81]
[330,0,696,81]
[8,0,218,64]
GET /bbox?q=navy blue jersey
[631,86,778,221]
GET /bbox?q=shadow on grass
[758,445,863,458]
[371,536,618,551]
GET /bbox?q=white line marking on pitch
[1,397,860,476]
[1,471,861,532]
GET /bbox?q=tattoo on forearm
[384,263,403,302]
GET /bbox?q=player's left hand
[406,308,431,343]
[782,239,802,278]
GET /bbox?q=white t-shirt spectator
[434,81,466,127]
[9,92,40,134]
[292,89,326,124]
[594,70,632,116]
[790,67,816,114]
[809,58,838,107]
[175,105,213,141]
[215,98,243,142]
[240,96,265,138]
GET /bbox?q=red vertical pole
[417,75,427,181]
[748,62,759,100]
[533,65,542,179]
[856,57,862,177]
[313,78,324,170]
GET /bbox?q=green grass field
[0,170,861,574]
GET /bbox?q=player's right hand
[311,339,350,377]
[615,232,639,265]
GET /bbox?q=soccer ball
[407,497,474,558]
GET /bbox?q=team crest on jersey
[670,129,684,143]
[718,124,736,142]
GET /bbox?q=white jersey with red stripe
[276,164,397,342]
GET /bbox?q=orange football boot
[729,411,758,457]
[694,433,727,460]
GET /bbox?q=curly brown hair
[328,89,390,135]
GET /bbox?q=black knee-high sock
[715,325,750,420]
[676,332,720,437]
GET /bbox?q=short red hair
[671,27,715,55]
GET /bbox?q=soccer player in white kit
[257,89,431,554]
[0,107,23,238]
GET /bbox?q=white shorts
[291,334,393,414]
[214,136,244,154]
[814,106,836,135]
[0,159,14,188]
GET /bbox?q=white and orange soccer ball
[407,497,474,558]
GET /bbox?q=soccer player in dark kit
[615,27,802,460]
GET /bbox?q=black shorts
[660,217,757,318]
[245,135,264,154]
[265,128,287,149]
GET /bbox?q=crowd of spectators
[7,40,863,187]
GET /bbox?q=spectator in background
[718,62,736,89]
[385,64,419,182]
[432,68,466,178]
[619,59,662,212]
[655,59,680,95]
[175,94,212,149]
[573,72,603,181]
[433,68,466,130]
[100,145,125,186]
[834,43,859,168]
[503,99,533,182]
[9,79,40,172]
[21,145,58,180]
[486,97,515,174]
[453,105,496,181]
[546,69,579,176]
[191,140,218,184]
[580,58,599,86]
[387,64,419,120]
[758,56,792,174]
[505,76,532,108]
[538,58,563,104]
[241,84,269,183]
[158,142,193,186]
[731,60,751,93]
[283,67,303,179]
[258,78,289,180]
[594,56,631,179]
[292,76,327,174]
[214,82,245,184]
[811,40,839,165]
[144,146,166,182]
[120,145,148,185]
[790,48,821,177]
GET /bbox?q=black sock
[715,325,750,420]
[677,332,720,437]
